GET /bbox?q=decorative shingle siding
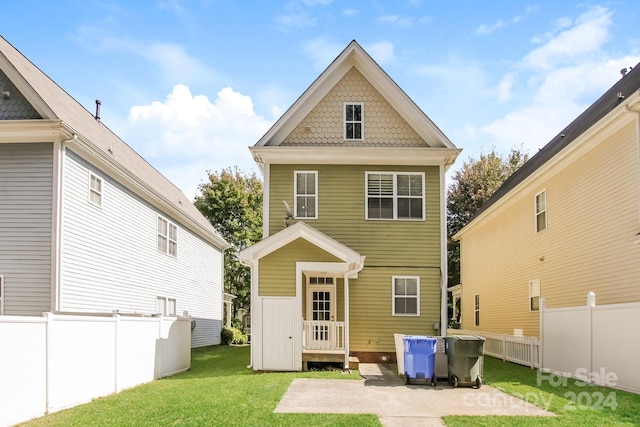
[0,143,52,315]
[0,70,41,120]
[282,67,426,147]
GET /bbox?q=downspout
[239,257,255,369]
[343,256,365,370]
[51,133,76,312]
[439,162,448,337]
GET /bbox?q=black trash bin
[444,335,485,388]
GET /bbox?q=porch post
[344,275,350,370]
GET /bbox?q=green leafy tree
[194,167,263,316]
[447,147,529,289]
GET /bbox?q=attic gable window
[157,216,178,257]
[535,190,547,233]
[366,172,425,220]
[344,102,363,140]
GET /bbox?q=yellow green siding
[459,117,640,337]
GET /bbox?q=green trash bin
[444,335,485,388]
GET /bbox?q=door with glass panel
[306,277,335,348]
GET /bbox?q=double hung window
[89,173,103,207]
[157,216,178,257]
[366,172,425,220]
[392,276,419,316]
[344,103,363,140]
[535,190,547,232]
[294,171,317,218]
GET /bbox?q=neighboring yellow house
[239,41,460,371]
[455,64,640,337]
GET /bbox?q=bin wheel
[452,375,459,388]
[403,373,409,385]
[475,377,482,389]
[431,374,437,387]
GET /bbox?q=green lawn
[18,346,640,426]
[443,356,640,426]
[18,345,379,427]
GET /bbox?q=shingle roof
[0,36,228,250]
[469,63,640,223]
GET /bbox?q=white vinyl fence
[540,297,640,394]
[448,329,540,368]
[0,312,191,427]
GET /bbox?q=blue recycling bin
[403,336,437,386]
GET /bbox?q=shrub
[221,326,248,345]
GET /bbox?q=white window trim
[306,277,336,322]
[474,294,480,326]
[343,102,364,140]
[156,296,177,316]
[365,171,426,221]
[0,275,4,315]
[392,275,420,316]
[535,190,547,233]
[294,170,318,219]
[529,279,541,312]
[157,216,178,257]
[88,172,103,208]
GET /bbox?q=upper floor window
[529,279,540,311]
[157,216,178,257]
[393,276,419,316]
[366,172,425,220]
[295,171,317,219]
[344,102,363,140]
[535,190,547,233]
[474,294,480,326]
[89,173,102,207]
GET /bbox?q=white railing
[303,320,345,351]
[448,329,540,368]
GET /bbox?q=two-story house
[239,41,460,371]
[454,63,640,337]
[0,36,229,347]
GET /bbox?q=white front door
[307,284,335,347]
[262,297,294,370]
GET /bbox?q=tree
[447,147,529,289]
[194,167,263,317]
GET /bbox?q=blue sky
[4,1,640,198]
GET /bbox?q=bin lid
[446,335,485,341]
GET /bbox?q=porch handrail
[303,320,345,351]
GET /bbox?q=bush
[221,326,248,345]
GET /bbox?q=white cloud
[523,6,612,70]
[124,84,273,198]
[366,41,396,65]
[302,38,345,69]
[477,6,640,155]
[377,15,413,27]
[343,8,358,17]
[476,20,505,35]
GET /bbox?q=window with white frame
[529,279,540,311]
[295,171,317,218]
[344,102,363,140]
[392,276,419,316]
[89,173,103,207]
[156,296,177,316]
[0,275,4,315]
[366,172,425,220]
[474,294,480,326]
[157,216,178,257]
[535,190,547,232]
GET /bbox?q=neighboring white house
[0,36,229,347]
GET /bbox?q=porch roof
[238,222,364,270]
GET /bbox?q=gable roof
[0,36,228,250]
[255,40,456,151]
[461,63,640,232]
[238,222,364,269]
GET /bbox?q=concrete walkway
[275,363,555,427]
